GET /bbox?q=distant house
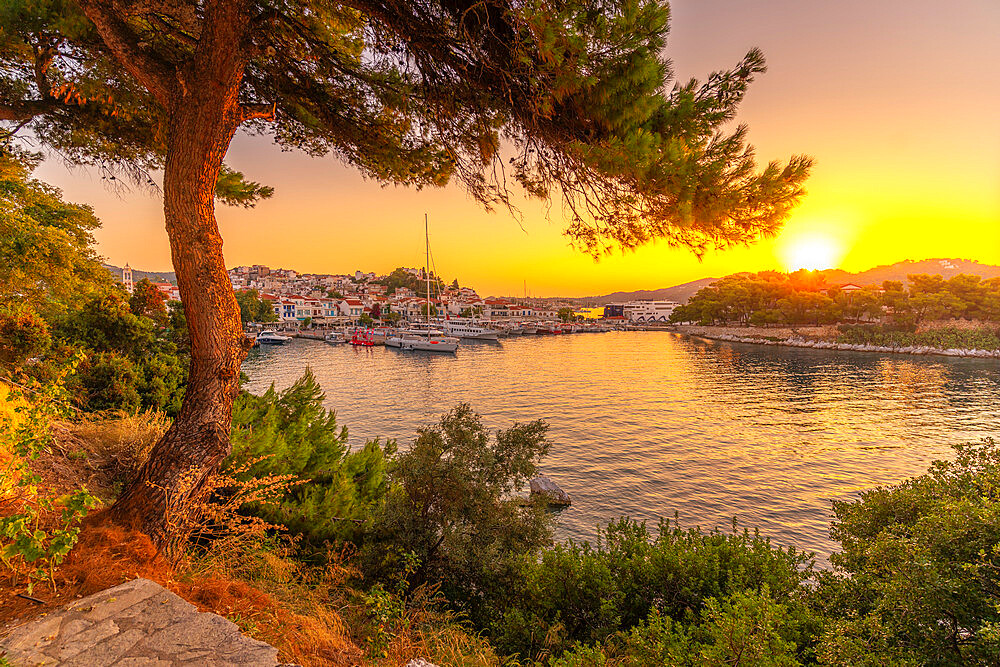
[838,283,865,292]
[152,282,180,301]
[339,298,364,319]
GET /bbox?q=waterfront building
[623,301,679,322]
[339,298,365,319]
[603,303,625,319]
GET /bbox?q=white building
[122,264,134,293]
[339,298,365,319]
[623,301,679,322]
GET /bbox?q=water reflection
[243,332,999,560]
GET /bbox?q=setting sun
[780,234,844,272]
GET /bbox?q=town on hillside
[117,263,689,325]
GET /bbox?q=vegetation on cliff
[672,270,1000,330]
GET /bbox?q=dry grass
[68,410,169,480]
[378,611,507,667]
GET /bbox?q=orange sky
[34,0,1000,297]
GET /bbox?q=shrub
[0,306,51,369]
[491,518,817,661]
[360,403,553,628]
[816,439,1000,665]
[836,324,1000,350]
[227,369,392,545]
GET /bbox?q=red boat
[351,329,375,346]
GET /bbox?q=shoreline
[668,325,1000,359]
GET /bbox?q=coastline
[667,324,1000,359]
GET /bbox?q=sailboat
[387,215,459,354]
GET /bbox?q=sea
[243,331,1000,561]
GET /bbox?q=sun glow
[779,233,844,272]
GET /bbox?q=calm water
[243,332,1000,560]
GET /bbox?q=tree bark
[107,1,252,551]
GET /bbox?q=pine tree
[1,0,812,547]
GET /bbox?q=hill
[819,258,1000,286]
[581,259,1000,305]
[104,264,177,284]
[581,278,719,306]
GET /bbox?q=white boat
[257,331,291,345]
[397,323,445,337]
[396,335,459,352]
[391,214,458,354]
[324,332,347,344]
[442,320,500,341]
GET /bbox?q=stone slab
[0,578,280,666]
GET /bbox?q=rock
[0,578,280,666]
[406,660,441,667]
[529,476,572,506]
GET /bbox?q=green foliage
[553,591,805,667]
[672,270,838,326]
[0,149,111,316]
[379,268,442,298]
[214,165,275,208]
[491,518,816,661]
[359,313,374,326]
[816,439,1000,665]
[0,488,99,594]
[363,551,421,659]
[235,289,277,325]
[54,292,188,414]
[673,271,1000,327]
[558,307,576,323]
[128,278,166,319]
[361,404,552,627]
[0,304,51,369]
[3,0,810,256]
[0,359,99,594]
[227,369,392,545]
[836,324,1000,350]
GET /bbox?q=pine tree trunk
[108,9,251,550]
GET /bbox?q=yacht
[442,320,500,341]
[256,331,291,345]
[396,323,445,336]
[397,336,459,352]
[389,215,459,354]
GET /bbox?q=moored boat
[442,320,500,341]
[396,335,459,353]
[257,331,291,345]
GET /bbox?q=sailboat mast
[425,214,430,337]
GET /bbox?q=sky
[34,0,1000,297]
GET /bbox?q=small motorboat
[257,331,291,345]
[324,332,347,345]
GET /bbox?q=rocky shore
[670,325,1000,359]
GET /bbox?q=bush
[0,306,51,369]
[360,403,553,628]
[227,369,392,545]
[816,439,1000,665]
[836,324,1000,350]
[76,352,142,413]
[491,518,818,661]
